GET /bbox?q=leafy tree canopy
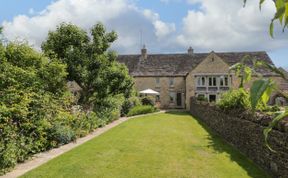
[42,23,134,109]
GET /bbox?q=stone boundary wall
[190,98,288,178]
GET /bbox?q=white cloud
[143,9,176,39]
[2,0,174,53]
[2,0,288,55]
[177,0,288,52]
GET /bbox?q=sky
[0,0,287,68]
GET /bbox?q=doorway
[177,93,182,106]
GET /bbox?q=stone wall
[190,98,288,177]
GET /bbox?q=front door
[176,93,182,106]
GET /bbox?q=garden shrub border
[190,97,288,177]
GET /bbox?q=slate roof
[117,51,276,77]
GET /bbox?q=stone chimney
[188,46,194,56]
[141,45,147,59]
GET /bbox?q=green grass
[22,112,269,178]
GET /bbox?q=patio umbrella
[139,89,160,95]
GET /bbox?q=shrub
[49,122,76,146]
[217,89,251,112]
[261,105,281,112]
[196,95,208,102]
[121,96,141,116]
[95,94,124,123]
[141,96,155,106]
[127,105,158,117]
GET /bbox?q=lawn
[22,112,269,178]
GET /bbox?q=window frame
[155,77,160,85]
[169,77,174,86]
[197,76,206,87]
[169,92,176,103]
[208,76,217,87]
[220,76,229,87]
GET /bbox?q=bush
[141,96,155,106]
[217,89,251,112]
[196,95,208,102]
[127,105,158,117]
[49,122,76,146]
[121,96,141,116]
[95,94,124,123]
[261,105,281,112]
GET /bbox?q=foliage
[229,55,255,88]
[95,94,125,123]
[261,105,281,112]
[0,42,71,174]
[121,96,141,116]
[0,42,110,175]
[244,0,288,37]
[0,23,135,175]
[127,105,158,117]
[263,110,288,152]
[250,79,275,111]
[42,23,134,109]
[231,57,288,151]
[141,96,155,106]
[196,95,208,102]
[49,122,76,146]
[217,89,251,112]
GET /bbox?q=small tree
[42,23,134,110]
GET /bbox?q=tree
[244,0,288,37]
[42,23,134,110]
[0,42,74,173]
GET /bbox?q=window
[208,77,217,86]
[156,95,160,102]
[225,77,228,86]
[156,77,160,85]
[169,92,176,103]
[209,94,216,102]
[220,76,229,86]
[169,78,174,86]
[197,76,206,86]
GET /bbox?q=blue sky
[0,0,287,68]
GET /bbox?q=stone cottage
[117,46,287,109]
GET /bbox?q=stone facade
[134,76,185,108]
[190,98,288,177]
[117,48,287,109]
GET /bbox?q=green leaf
[243,66,252,82]
[274,6,286,20]
[250,79,274,111]
[259,0,266,10]
[243,0,247,7]
[264,110,288,152]
[276,0,285,24]
[269,21,274,38]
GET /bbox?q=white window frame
[220,76,229,87]
[208,76,217,87]
[197,76,206,87]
